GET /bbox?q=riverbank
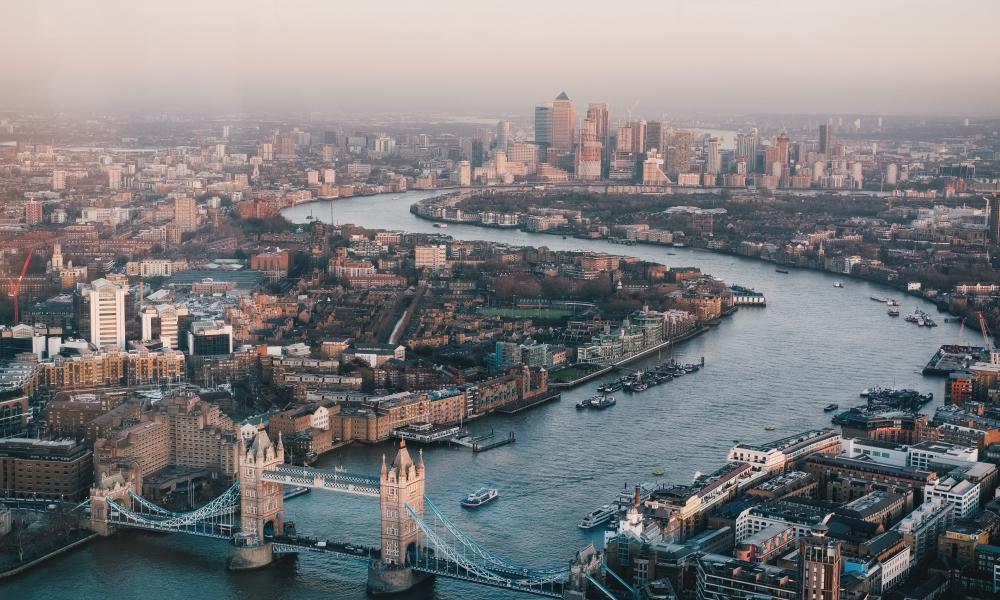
[549,325,714,389]
[408,195,960,318]
[0,532,97,581]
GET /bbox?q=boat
[887,299,899,307]
[592,395,617,409]
[833,282,844,288]
[461,488,499,508]
[579,505,617,529]
[651,469,664,476]
[823,403,839,412]
[888,307,900,317]
[870,296,887,302]
[775,268,790,274]
[631,383,648,392]
[433,222,448,228]
[764,425,776,431]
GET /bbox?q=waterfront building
[0,438,93,500]
[728,429,842,474]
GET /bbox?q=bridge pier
[366,562,432,595]
[227,539,274,571]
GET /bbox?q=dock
[922,344,989,376]
[495,390,561,414]
[450,429,516,452]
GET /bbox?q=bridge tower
[367,440,431,594]
[228,430,284,570]
[89,472,136,536]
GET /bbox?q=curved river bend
[5,190,966,600]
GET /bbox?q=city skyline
[3,0,1000,117]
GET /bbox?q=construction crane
[11,249,33,325]
[977,310,992,351]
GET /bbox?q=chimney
[634,485,641,506]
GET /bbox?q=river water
[5,190,967,599]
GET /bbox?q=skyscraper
[645,121,667,154]
[799,526,841,600]
[630,120,647,156]
[550,92,575,154]
[819,124,833,155]
[705,137,721,174]
[666,130,693,177]
[576,118,602,180]
[735,128,760,173]
[534,104,552,151]
[496,120,511,153]
[586,103,610,148]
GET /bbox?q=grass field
[479,307,574,319]
[549,364,604,383]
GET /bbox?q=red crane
[11,249,33,325]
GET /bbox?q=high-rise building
[576,118,602,181]
[455,160,472,186]
[799,526,841,600]
[819,123,833,155]
[705,137,721,174]
[586,103,610,147]
[258,142,273,161]
[52,169,66,191]
[84,278,127,349]
[496,120,511,153]
[24,200,43,225]
[645,121,667,155]
[642,149,668,185]
[107,166,122,190]
[987,197,1000,243]
[735,128,760,173]
[534,104,552,151]
[550,92,575,153]
[630,120,646,156]
[173,196,198,232]
[586,103,611,175]
[666,130,693,177]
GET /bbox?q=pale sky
[2,0,999,117]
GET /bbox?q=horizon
[3,0,1000,118]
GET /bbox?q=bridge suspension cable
[404,500,568,597]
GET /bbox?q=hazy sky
[2,0,999,117]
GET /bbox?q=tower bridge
[87,430,608,598]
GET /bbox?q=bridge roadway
[272,535,380,561]
[262,464,380,497]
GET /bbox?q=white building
[86,279,127,349]
[894,498,951,567]
[728,429,842,474]
[924,477,980,521]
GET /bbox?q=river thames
[5,190,969,599]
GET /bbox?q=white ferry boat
[461,488,499,508]
[579,504,617,529]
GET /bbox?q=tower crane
[977,310,992,351]
[11,249,33,325]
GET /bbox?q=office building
[188,320,234,356]
[819,123,833,155]
[705,137,721,174]
[534,103,552,150]
[550,92,575,153]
